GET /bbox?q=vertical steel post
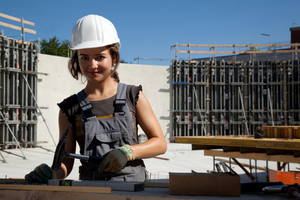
[268,88,275,126]
[206,61,210,135]
[0,110,26,159]
[21,17,25,44]
[283,61,287,125]
[239,87,249,135]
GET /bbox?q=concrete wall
[37,54,171,147]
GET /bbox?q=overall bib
[76,83,146,182]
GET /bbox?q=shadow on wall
[159,87,171,142]
[160,66,173,142]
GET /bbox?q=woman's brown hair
[68,45,120,82]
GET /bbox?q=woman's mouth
[89,71,99,75]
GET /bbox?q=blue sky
[1,0,299,65]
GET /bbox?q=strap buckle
[114,99,126,114]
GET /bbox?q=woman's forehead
[78,46,109,55]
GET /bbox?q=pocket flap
[95,131,122,143]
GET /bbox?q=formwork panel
[0,36,38,148]
[171,59,300,139]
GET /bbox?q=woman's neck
[84,78,118,101]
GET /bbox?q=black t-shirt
[57,85,142,153]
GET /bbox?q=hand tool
[241,181,284,193]
[262,183,300,194]
[51,124,104,171]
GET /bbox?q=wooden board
[0,184,112,193]
[177,49,300,55]
[258,126,300,139]
[0,13,35,26]
[204,150,300,163]
[0,21,36,34]
[176,136,300,151]
[178,43,300,48]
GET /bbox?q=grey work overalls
[76,83,146,182]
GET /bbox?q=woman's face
[78,46,115,83]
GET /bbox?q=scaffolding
[0,35,39,150]
[170,43,300,140]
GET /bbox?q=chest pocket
[77,83,134,157]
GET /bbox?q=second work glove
[98,145,135,173]
[25,163,56,184]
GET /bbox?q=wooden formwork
[257,126,300,139]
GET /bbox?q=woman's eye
[97,56,105,60]
[80,56,88,61]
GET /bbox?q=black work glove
[25,163,56,184]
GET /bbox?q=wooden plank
[266,149,293,156]
[294,150,300,157]
[153,156,170,161]
[223,146,240,152]
[176,136,300,151]
[289,129,293,138]
[177,50,300,55]
[240,147,266,154]
[192,144,223,150]
[0,21,36,34]
[178,43,300,48]
[0,13,34,26]
[0,184,112,193]
[259,126,300,129]
[274,128,278,138]
[259,126,300,138]
[15,39,32,45]
[204,149,300,163]
[0,178,26,183]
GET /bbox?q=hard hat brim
[69,41,121,51]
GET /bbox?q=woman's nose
[89,59,98,68]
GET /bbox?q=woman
[25,14,167,183]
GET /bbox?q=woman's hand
[98,145,135,173]
[25,163,56,184]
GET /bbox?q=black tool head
[51,124,71,171]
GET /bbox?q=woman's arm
[54,109,76,179]
[131,91,167,159]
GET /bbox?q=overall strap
[114,83,127,115]
[76,89,94,119]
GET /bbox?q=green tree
[40,36,70,57]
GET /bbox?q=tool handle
[89,156,104,164]
[66,153,103,164]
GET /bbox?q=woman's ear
[112,55,117,66]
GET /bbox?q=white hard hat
[69,14,121,51]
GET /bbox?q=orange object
[269,169,300,184]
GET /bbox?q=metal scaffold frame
[0,35,54,161]
[169,43,300,140]
[0,36,37,158]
